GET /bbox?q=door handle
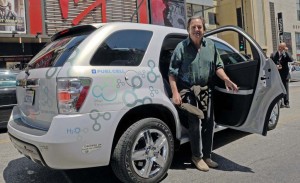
[260,77,269,80]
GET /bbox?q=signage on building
[46,0,137,36]
[150,0,186,29]
[0,0,26,33]
[59,0,106,25]
[278,12,283,43]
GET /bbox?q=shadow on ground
[0,128,7,134]
[3,129,252,183]
[170,129,253,173]
[3,157,121,183]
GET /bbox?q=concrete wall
[270,0,299,60]
[214,0,300,60]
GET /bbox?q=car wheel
[268,102,280,130]
[111,118,174,183]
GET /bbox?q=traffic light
[239,40,245,51]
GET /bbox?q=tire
[111,118,174,183]
[268,102,280,130]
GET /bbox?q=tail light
[57,78,91,114]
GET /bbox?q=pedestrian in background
[270,42,293,108]
[168,15,238,172]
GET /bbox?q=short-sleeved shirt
[169,37,223,88]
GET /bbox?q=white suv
[8,23,285,183]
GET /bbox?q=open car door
[205,26,286,136]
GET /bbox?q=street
[0,82,300,183]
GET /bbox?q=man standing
[270,42,293,108]
[168,15,238,172]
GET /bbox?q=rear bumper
[9,134,47,166]
[8,106,117,169]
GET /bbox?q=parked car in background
[8,23,286,183]
[0,69,19,129]
[290,64,300,82]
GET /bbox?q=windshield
[28,34,89,69]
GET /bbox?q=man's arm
[285,52,294,62]
[169,75,181,105]
[216,68,238,92]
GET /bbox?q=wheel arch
[110,104,180,157]
[262,93,284,135]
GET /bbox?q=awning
[186,0,214,7]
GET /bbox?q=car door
[205,26,286,136]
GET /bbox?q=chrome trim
[215,86,253,95]
[0,104,17,108]
[16,79,40,88]
[131,128,169,178]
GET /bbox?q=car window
[28,34,90,69]
[213,40,247,65]
[0,71,18,88]
[90,30,153,66]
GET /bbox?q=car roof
[101,22,187,33]
[52,22,188,41]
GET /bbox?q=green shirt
[169,37,223,88]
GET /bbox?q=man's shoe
[204,158,219,168]
[285,104,290,108]
[280,104,285,108]
[191,156,209,172]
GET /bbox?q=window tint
[28,34,89,69]
[214,40,247,65]
[91,30,153,66]
[214,40,234,54]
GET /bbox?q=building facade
[215,0,300,61]
[1,0,299,69]
[270,0,300,61]
[0,0,216,69]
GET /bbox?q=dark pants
[281,78,289,105]
[182,88,214,159]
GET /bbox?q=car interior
[159,35,187,98]
[159,31,262,128]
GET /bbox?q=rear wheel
[268,102,280,130]
[111,118,174,183]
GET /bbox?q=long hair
[187,15,206,31]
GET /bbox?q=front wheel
[111,118,174,183]
[268,102,280,130]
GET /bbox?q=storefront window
[186,3,204,18]
[186,3,216,30]
[208,12,216,25]
[283,32,293,55]
[295,32,300,61]
[297,0,300,21]
[186,4,193,17]
[192,4,203,16]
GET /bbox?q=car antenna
[130,0,145,22]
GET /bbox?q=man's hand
[172,91,182,105]
[169,75,182,105]
[216,68,239,92]
[224,78,239,92]
[277,64,282,70]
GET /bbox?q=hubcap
[131,129,169,178]
[269,103,279,126]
